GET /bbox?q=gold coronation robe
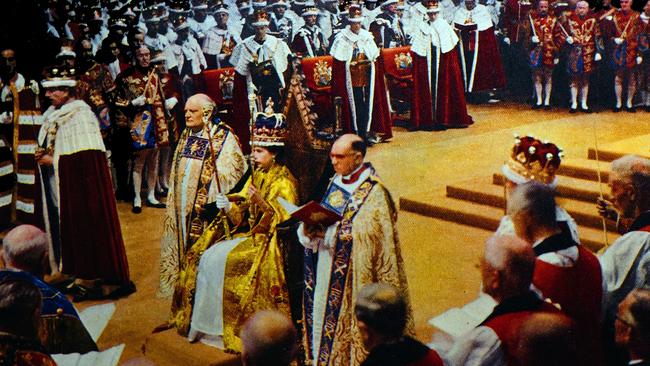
[158,123,246,298]
[299,166,414,366]
[186,163,298,352]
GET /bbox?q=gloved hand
[165,97,178,110]
[566,36,574,44]
[0,111,12,124]
[215,193,231,212]
[553,58,559,65]
[637,56,643,65]
[594,53,602,61]
[131,95,146,107]
[503,37,511,45]
[532,35,540,43]
[614,37,623,45]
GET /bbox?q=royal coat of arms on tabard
[313,59,332,87]
[394,52,413,70]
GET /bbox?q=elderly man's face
[136,47,151,68]
[609,174,636,219]
[576,2,589,17]
[465,0,476,10]
[184,98,206,130]
[330,140,362,176]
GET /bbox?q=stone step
[399,195,616,252]
[557,158,610,183]
[446,178,618,232]
[587,134,650,162]
[492,173,608,203]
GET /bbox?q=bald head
[482,234,536,301]
[185,93,216,131]
[186,93,216,109]
[515,313,577,366]
[330,134,366,176]
[2,225,49,278]
[241,310,297,366]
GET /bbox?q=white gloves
[566,36,574,44]
[614,37,623,45]
[165,97,178,110]
[215,193,231,212]
[532,35,540,44]
[131,95,146,107]
[637,56,643,65]
[553,58,559,65]
[503,37,511,45]
[595,53,602,61]
[0,112,12,124]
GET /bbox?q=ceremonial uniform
[369,11,408,48]
[202,26,239,69]
[602,8,644,110]
[528,9,562,108]
[410,10,473,129]
[330,16,393,142]
[298,163,413,366]
[500,0,534,99]
[0,73,43,229]
[291,24,328,57]
[158,121,246,297]
[229,11,291,149]
[76,62,116,144]
[563,11,602,111]
[453,4,507,93]
[270,13,294,45]
[38,97,130,288]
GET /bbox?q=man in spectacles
[615,289,650,366]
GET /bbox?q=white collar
[342,163,365,180]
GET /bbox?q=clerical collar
[342,163,368,184]
[480,291,543,325]
[629,210,650,232]
[533,231,577,257]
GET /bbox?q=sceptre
[202,105,232,240]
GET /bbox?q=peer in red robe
[410,2,473,130]
[452,0,506,94]
[330,7,392,144]
[37,68,132,301]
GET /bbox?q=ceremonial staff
[592,117,609,248]
[203,105,232,240]
[248,93,258,242]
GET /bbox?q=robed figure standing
[410,0,473,130]
[298,134,413,366]
[37,64,133,300]
[158,94,246,298]
[330,6,392,144]
[453,0,507,94]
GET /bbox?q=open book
[428,292,498,339]
[278,197,342,227]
